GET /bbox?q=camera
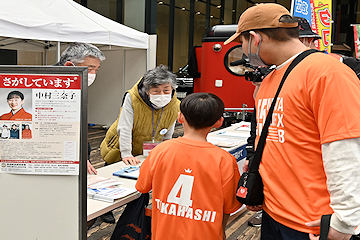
[230,59,274,82]
[245,67,273,82]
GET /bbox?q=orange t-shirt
[136,137,241,240]
[255,52,360,234]
[0,108,32,121]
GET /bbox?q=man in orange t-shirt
[136,93,241,240]
[224,3,360,240]
[0,90,32,121]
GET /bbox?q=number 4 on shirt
[167,174,194,208]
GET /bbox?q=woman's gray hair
[142,64,178,91]
[54,42,106,66]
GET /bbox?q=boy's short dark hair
[180,92,224,129]
[7,91,24,100]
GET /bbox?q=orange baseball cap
[224,3,298,45]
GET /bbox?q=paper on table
[87,186,137,203]
[207,136,242,148]
[234,123,251,131]
[87,175,136,203]
[216,131,250,138]
[87,175,123,189]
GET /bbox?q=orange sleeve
[222,156,242,214]
[308,70,360,143]
[135,155,153,193]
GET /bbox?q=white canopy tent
[0,0,157,125]
[0,0,149,51]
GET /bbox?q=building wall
[7,1,360,69]
[83,0,356,65]
[87,48,147,126]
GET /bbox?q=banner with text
[353,25,360,58]
[293,0,332,52]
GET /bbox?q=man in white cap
[225,3,360,240]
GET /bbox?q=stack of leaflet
[207,121,251,147]
[87,175,137,203]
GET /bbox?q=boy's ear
[177,112,184,124]
[213,116,224,128]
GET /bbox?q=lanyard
[151,106,164,143]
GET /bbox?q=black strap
[249,49,318,171]
[319,214,332,240]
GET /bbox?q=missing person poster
[0,72,82,175]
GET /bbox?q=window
[224,45,252,76]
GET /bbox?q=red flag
[353,25,360,58]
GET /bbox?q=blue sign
[293,0,312,26]
[228,144,247,162]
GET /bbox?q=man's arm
[243,80,261,173]
[87,160,97,174]
[243,108,257,173]
[87,142,97,174]
[322,138,360,234]
[242,108,264,212]
[307,219,352,240]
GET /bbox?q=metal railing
[224,104,254,121]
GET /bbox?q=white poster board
[0,66,88,240]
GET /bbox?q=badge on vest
[160,128,168,135]
[143,141,161,156]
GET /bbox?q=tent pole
[146,47,149,71]
[44,48,48,65]
[57,42,61,62]
[123,50,126,92]
[290,0,295,16]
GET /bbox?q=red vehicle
[176,24,256,123]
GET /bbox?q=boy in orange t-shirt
[136,93,241,240]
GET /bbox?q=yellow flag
[311,0,332,52]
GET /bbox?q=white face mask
[70,62,96,86]
[149,94,171,108]
[88,73,96,86]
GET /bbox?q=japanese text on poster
[0,73,82,175]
